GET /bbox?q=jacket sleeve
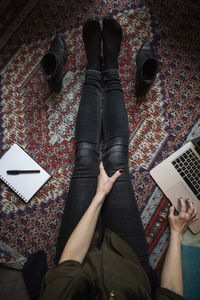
[39,260,82,300]
[155,287,185,300]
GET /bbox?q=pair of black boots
[40,18,158,99]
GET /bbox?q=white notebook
[0,144,51,203]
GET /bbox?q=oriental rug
[0,0,200,270]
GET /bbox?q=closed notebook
[0,144,51,203]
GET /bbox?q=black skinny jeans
[55,69,156,287]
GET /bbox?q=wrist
[170,231,183,243]
[92,192,105,205]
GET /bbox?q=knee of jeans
[103,145,128,175]
[74,151,99,177]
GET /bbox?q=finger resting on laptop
[186,199,195,216]
[179,197,187,213]
[186,201,198,223]
[191,206,198,221]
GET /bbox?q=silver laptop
[150,137,200,234]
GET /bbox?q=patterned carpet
[0,0,200,270]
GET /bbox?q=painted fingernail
[119,169,124,173]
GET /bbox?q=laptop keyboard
[172,149,200,200]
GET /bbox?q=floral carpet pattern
[0,0,200,270]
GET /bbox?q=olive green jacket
[40,229,185,300]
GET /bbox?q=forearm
[59,193,104,264]
[161,232,183,296]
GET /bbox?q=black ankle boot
[40,36,67,93]
[135,42,158,98]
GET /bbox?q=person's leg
[55,20,102,263]
[101,18,151,273]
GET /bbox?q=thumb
[99,161,104,172]
[110,169,123,183]
[99,161,108,176]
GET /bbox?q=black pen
[7,170,40,175]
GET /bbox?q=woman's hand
[169,198,198,237]
[95,162,123,200]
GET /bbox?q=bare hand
[96,162,123,199]
[169,198,198,236]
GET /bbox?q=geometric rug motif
[0,241,26,270]
[0,0,200,269]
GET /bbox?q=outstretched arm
[160,198,198,296]
[59,162,122,264]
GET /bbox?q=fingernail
[119,169,124,173]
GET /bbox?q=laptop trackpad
[166,182,196,212]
